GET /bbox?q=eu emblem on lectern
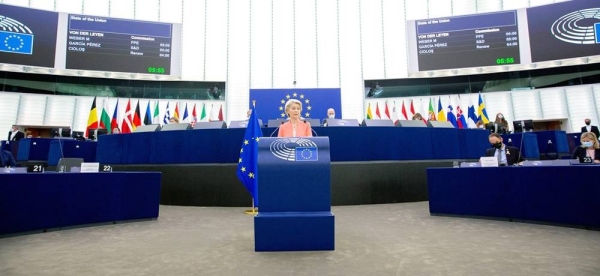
[270,138,318,162]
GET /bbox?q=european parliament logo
[551,8,600,45]
[0,15,34,54]
[270,138,318,162]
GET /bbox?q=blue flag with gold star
[249,89,341,123]
[236,106,263,205]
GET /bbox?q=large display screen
[0,4,58,67]
[66,14,174,75]
[407,0,600,73]
[0,3,181,76]
[527,0,600,62]
[414,11,521,71]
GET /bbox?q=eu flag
[236,106,263,206]
[249,89,341,124]
[0,31,34,55]
[295,147,318,161]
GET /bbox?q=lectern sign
[269,138,318,162]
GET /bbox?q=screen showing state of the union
[65,14,175,75]
[411,11,521,71]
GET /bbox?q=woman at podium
[278,99,313,137]
[572,132,600,163]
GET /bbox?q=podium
[254,137,335,251]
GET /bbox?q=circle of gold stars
[279,92,312,118]
[4,34,25,51]
[238,136,261,179]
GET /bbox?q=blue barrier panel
[96,127,493,164]
[48,140,97,166]
[458,129,491,159]
[534,130,569,153]
[503,132,539,159]
[17,138,52,161]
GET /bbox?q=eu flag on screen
[0,31,33,55]
[236,107,263,206]
[295,147,318,161]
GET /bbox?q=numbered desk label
[100,164,113,172]
[27,164,46,173]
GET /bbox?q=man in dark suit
[7,125,24,142]
[485,133,524,166]
[581,118,600,140]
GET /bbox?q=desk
[427,167,600,228]
[97,127,491,164]
[0,172,161,235]
[47,140,97,166]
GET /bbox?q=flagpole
[244,198,258,215]
[244,100,259,216]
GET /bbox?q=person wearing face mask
[580,118,599,140]
[322,108,336,126]
[278,99,312,137]
[326,108,336,120]
[485,133,524,166]
[493,113,509,134]
[572,132,600,163]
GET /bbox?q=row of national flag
[365,93,489,128]
[86,97,224,136]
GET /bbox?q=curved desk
[95,127,492,207]
[0,172,161,235]
[427,166,600,228]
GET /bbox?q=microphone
[515,129,525,166]
[304,120,318,137]
[269,121,284,137]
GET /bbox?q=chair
[56,158,84,172]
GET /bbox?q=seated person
[476,120,484,129]
[572,132,600,163]
[485,133,524,166]
[493,113,509,134]
[278,99,313,137]
[0,150,17,167]
[323,108,336,126]
[112,127,121,134]
[169,117,180,124]
[412,113,423,121]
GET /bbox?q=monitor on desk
[71,131,84,140]
[50,128,72,138]
[513,120,534,133]
[267,119,284,128]
[88,128,108,140]
[229,119,263,128]
[323,119,360,127]
[485,123,507,134]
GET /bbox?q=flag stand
[244,199,258,215]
